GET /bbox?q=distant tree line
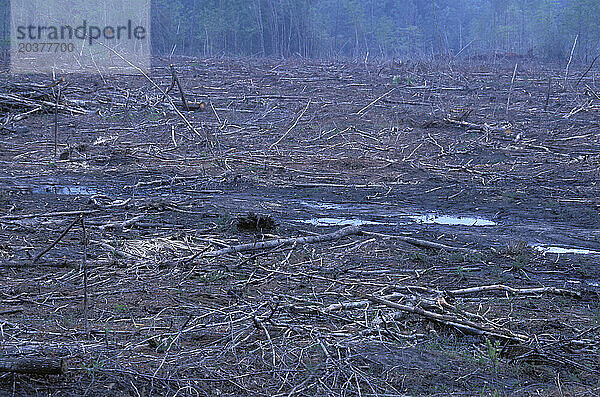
[153,0,600,60]
[0,0,7,54]
[2,0,600,61]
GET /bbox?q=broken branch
[198,225,362,259]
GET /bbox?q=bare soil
[0,56,599,396]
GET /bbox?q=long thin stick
[575,53,600,88]
[270,99,311,149]
[1,210,98,221]
[81,216,89,336]
[447,284,581,298]
[363,231,473,252]
[454,39,474,58]
[357,87,396,115]
[565,34,578,87]
[506,63,518,115]
[54,87,60,158]
[544,76,552,111]
[199,225,361,259]
[33,215,82,263]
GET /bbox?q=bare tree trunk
[432,0,442,55]
[354,23,359,58]
[269,0,279,57]
[520,2,525,53]
[2,5,7,59]
[333,0,340,56]
[204,26,210,56]
[287,6,293,56]
[255,0,266,56]
[369,0,374,52]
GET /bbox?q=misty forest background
[1,0,600,61]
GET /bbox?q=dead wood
[1,59,599,395]
[32,215,82,263]
[545,76,552,110]
[447,284,581,298]
[506,63,518,114]
[96,43,201,138]
[364,231,474,252]
[0,357,67,375]
[363,293,529,342]
[92,240,142,259]
[165,65,206,111]
[444,117,507,133]
[270,99,312,148]
[98,215,145,231]
[1,210,99,221]
[357,87,397,115]
[168,64,189,111]
[0,92,87,115]
[198,225,362,259]
[575,53,600,88]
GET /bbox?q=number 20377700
[18,42,75,53]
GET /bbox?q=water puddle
[409,214,497,227]
[300,201,348,211]
[300,218,392,227]
[299,200,497,227]
[32,185,97,196]
[534,245,600,255]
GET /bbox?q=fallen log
[98,215,145,231]
[0,357,67,375]
[447,284,581,298]
[364,231,474,252]
[444,117,507,133]
[197,225,362,259]
[1,209,99,221]
[0,93,88,115]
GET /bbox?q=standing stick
[506,63,518,115]
[565,35,578,87]
[54,87,61,158]
[169,64,189,111]
[81,216,89,337]
[544,76,552,111]
[96,42,201,138]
